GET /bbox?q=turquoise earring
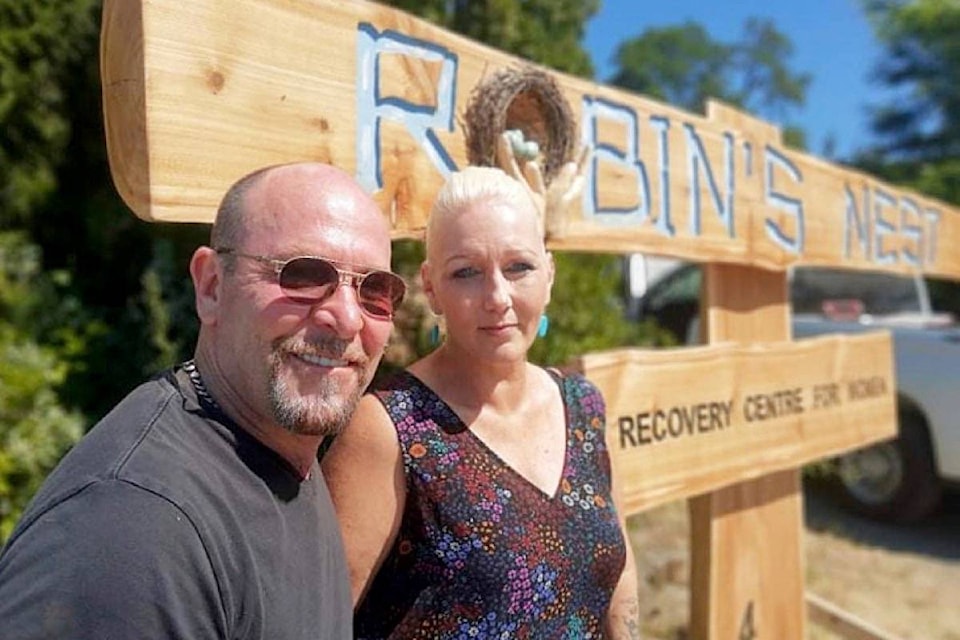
[429,324,441,346]
[537,314,549,338]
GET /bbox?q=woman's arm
[321,395,406,607]
[585,377,641,639]
[604,524,641,639]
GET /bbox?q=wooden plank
[690,468,803,639]
[575,331,896,514]
[691,264,804,639]
[100,0,960,279]
[807,592,905,640]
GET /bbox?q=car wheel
[835,411,942,523]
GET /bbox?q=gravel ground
[628,483,960,640]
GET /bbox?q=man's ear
[420,261,441,315]
[190,247,222,325]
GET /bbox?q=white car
[625,255,960,522]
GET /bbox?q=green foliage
[609,19,810,143]
[0,233,86,540]
[732,19,809,120]
[135,239,199,376]
[382,0,599,77]
[862,0,960,162]
[387,239,430,363]
[55,231,203,422]
[4,2,202,415]
[609,22,728,111]
[8,0,205,419]
[909,158,960,206]
[0,0,100,225]
[0,331,84,541]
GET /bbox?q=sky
[583,0,887,159]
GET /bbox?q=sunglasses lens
[278,257,339,300]
[358,271,406,319]
[278,257,405,318]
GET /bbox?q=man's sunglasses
[215,249,406,319]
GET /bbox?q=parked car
[624,255,960,522]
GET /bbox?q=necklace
[182,359,221,412]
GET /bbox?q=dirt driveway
[629,482,960,639]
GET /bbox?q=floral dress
[354,369,626,639]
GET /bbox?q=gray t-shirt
[0,366,351,639]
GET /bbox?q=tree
[862,0,960,163]
[0,0,199,541]
[852,1,960,197]
[10,0,203,421]
[384,0,598,78]
[609,19,810,148]
[0,0,99,226]
[608,22,728,113]
[0,233,86,539]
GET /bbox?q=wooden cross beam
[577,332,895,515]
[100,0,960,280]
[100,1,956,638]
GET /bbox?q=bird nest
[463,66,576,186]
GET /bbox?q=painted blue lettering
[899,197,922,267]
[763,146,804,254]
[743,141,753,177]
[841,183,940,267]
[873,188,897,265]
[649,115,675,236]
[683,124,734,237]
[844,185,871,260]
[581,96,651,226]
[355,24,458,191]
[924,209,941,266]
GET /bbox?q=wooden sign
[100,0,960,278]
[577,331,896,515]
[99,2,925,639]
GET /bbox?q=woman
[322,165,640,638]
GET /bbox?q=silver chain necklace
[182,359,221,411]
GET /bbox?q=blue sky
[583,0,886,159]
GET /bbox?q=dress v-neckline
[402,370,570,500]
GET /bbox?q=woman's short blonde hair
[426,167,542,252]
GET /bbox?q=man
[0,162,405,639]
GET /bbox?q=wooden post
[688,103,802,640]
[690,264,802,639]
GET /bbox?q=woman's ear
[190,247,222,325]
[544,251,556,306]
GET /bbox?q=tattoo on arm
[607,602,641,640]
[624,603,641,640]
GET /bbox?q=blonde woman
[323,165,640,638]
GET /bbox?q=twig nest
[463,66,576,185]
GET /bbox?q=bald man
[0,163,405,640]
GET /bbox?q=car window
[790,267,921,315]
[645,264,702,313]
